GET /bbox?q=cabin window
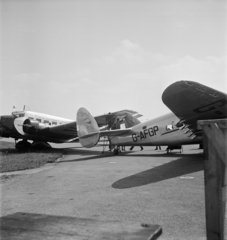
[44,120,49,125]
[36,118,41,123]
[52,121,57,125]
[19,113,25,117]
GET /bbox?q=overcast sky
[1,0,226,120]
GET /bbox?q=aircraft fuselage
[0,110,73,142]
[109,113,202,146]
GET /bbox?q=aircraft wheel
[15,140,31,151]
[15,141,22,150]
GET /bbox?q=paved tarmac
[0,144,205,240]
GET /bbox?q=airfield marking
[180,176,195,179]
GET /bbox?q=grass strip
[0,141,63,173]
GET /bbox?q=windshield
[11,111,25,118]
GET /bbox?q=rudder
[77,107,100,148]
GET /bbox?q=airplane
[0,108,142,150]
[76,80,227,154]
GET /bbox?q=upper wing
[162,80,227,135]
[94,109,142,127]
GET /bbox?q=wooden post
[198,119,227,240]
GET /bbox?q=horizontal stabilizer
[100,128,132,137]
[77,108,100,148]
[79,131,100,139]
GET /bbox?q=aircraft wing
[47,124,131,143]
[162,80,227,136]
[37,121,78,143]
[94,110,142,127]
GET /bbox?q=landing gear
[15,140,31,151]
[15,140,51,151]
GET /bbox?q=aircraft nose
[0,116,4,127]
[0,116,4,125]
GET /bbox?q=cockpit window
[12,111,25,118]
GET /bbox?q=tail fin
[77,107,100,148]
[124,113,141,128]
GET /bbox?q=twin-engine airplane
[0,108,141,150]
[77,80,227,154]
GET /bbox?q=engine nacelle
[14,117,47,135]
[23,119,42,134]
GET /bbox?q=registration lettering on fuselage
[132,126,159,142]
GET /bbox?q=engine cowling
[14,117,47,135]
[23,119,42,134]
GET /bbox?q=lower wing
[162,80,227,137]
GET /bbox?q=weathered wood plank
[197,119,227,129]
[0,228,81,240]
[203,133,222,240]
[0,212,162,240]
[198,119,227,240]
[200,124,226,166]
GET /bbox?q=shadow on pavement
[57,148,117,163]
[112,154,204,189]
